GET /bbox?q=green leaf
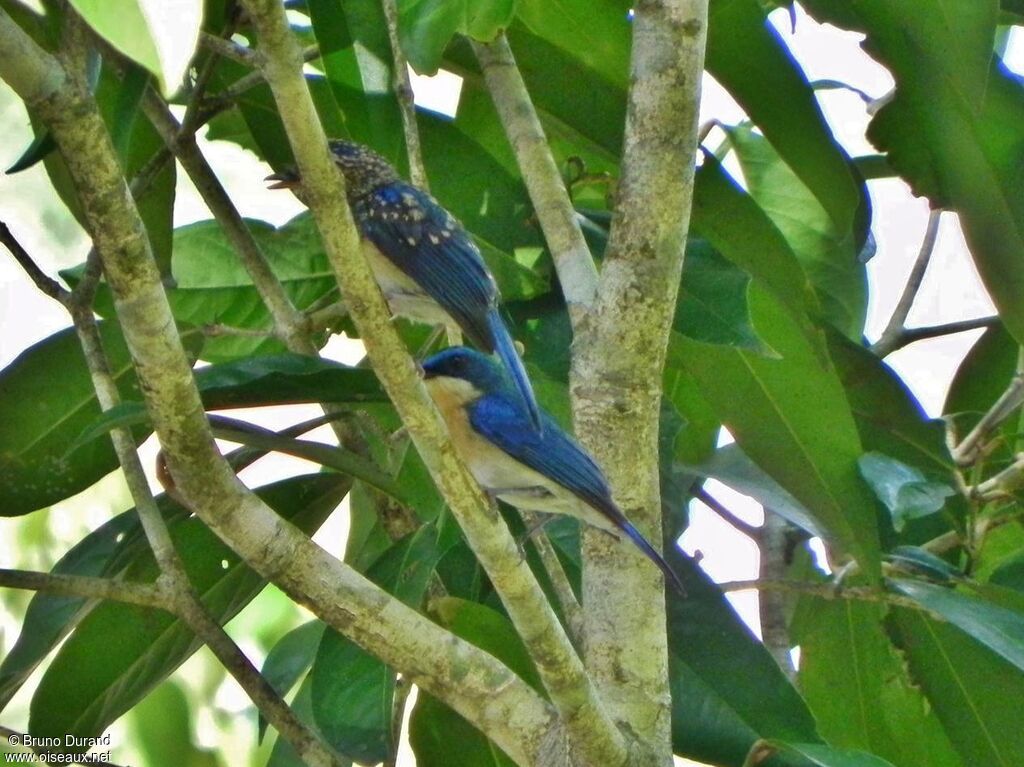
[399,0,516,74]
[792,598,962,767]
[888,606,1024,767]
[706,0,862,236]
[258,620,326,741]
[408,598,538,767]
[686,444,822,538]
[891,579,1024,673]
[0,322,190,516]
[724,124,867,338]
[769,742,898,767]
[310,524,447,764]
[677,284,882,576]
[129,682,219,767]
[0,506,166,710]
[5,130,56,173]
[28,474,348,742]
[944,323,1017,454]
[691,157,822,340]
[666,552,820,766]
[67,1,163,86]
[800,3,1024,347]
[675,240,766,351]
[857,453,955,532]
[70,1,203,92]
[307,0,405,162]
[195,354,387,408]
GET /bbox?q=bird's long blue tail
[488,311,543,432]
[618,520,687,595]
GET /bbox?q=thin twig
[882,316,999,353]
[717,577,927,612]
[195,43,320,125]
[872,209,942,356]
[0,568,169,609]
[473,33,598,318]
[953,371,1024,467]
[202,322,278,338]
[380,0,428,190]
[199,31,260,67]
[182,16,242,135]
[521,512,584,646]
[0,221,70,302]
[694,486,759,538]
[142,89,314,351]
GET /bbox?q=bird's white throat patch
[424,376,483,411]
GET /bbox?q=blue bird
[267,140,542,431]
[421,346,685,594]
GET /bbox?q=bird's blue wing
[468,395,616,517]
[352,183,497,347]
[470,394,686,593]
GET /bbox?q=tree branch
[878,316,999,354]
[0,12,557,767]
[380,0,428,190]
[74,309,343,767]
[0,568,168,609]
[694,486,758,539]
[717,578,929,613]
[871,209,942,357]
[569,0,708,753]
[238,2,625,764]
[755,513,795,677]
[472,33,598,318]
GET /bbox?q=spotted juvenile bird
[267,140,542,430]
[421,346,685,593]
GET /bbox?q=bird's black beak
[264,170,300,190]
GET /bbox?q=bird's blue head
[327,140,400,199]
[421,347,511,403]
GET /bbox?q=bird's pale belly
[427,383,619,536]
[362,241,453,326]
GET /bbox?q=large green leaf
[888,607,1024,767]
[725,125,867,338]
[667,552,819,767]
[310,523,448,764]
[674,240,764,351]
[892,579,1024,673]
[28,474,349,742]
[307,0,405,165]
[399,0,516,74]
[706,0,862,236]
[800,2,1024,347]
[792,598,962,767]
[258,620,326,741]
[408,598,539,767]
[676,284,882,575]
[68,0,201,91]
[0,503,187,710]
[0,322,198,516]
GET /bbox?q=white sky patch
[139,0,203,93]
[409,67,464,117]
